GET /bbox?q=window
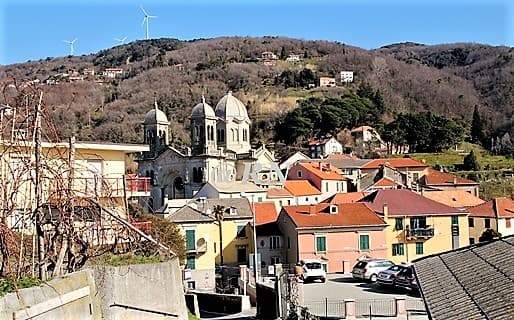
[186,230,196,251]
[237,225,247,238]
[451,216,459,225]
[359,234,370,251]
[287,237,291,249]
[485,218,491,229]
[187,281,196,289]
[270,236,280,249]
[325,182,329,192]
[237,246,247,263]
[271,256,280,264]
[410,217,427,229]
[506,218,511,228]
[415,242,424,255]
[315,235,326,252]
[469,238,475,245]
[468,217,474,228]
[297,170,302,178]
[392,243,404,256]
[186,255,195,270]
[395,218,403,230]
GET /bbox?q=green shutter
[186,230,196,251]
[451,216,458,225]
[395,218,403,230]
[416,242,424,255]
[359,235,370,251]
[186,256,195,270]
[316,236,326,252]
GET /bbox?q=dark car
[377,264,409,287]
[394,266,419,294]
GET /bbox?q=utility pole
[34,91,46,280]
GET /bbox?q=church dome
[192,96,216,118]
[215,91,249,120]
[144,101,169,125]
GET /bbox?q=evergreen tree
[470,105,485,144]
[463,150,481,171]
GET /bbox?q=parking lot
[303,273,421,301]
[302,274,428,319]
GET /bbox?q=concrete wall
[92,259,188,320]
[0,269,98,320]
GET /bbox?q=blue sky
[1,0,513,65]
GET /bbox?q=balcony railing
[407,227,435,239]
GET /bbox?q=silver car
[377,264,410,287]
[352,259,394,282]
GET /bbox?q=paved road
[303,273,421,301]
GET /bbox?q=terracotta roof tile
[324,192,368,204]
[422,168,478,185]
[372,177,400,187]
[266,187,293,198]
[361,158,428,170]
[284,180,321,196]
[282,203,386,228]
[298,162,348,180]
[361,189,465,217]
[422,190,485,208]
[468,197,514,218]
[254,202,279,225]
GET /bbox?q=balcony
[125,176,151,197]
[407,226,435,240]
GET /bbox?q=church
[137,92,282,210]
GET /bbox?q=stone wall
[0,259,188,320]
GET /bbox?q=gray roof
[413,235,514,320]
[169,198,253,223]
[324,158,372,169]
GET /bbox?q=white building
[103,68,124,78]
[308,137,343,158]
[319,77,336,87]
[286,54,301,62]
[340,71,354,83]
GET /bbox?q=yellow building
[166,198,253,291]
[363,189,469,264]
[1,139,150,237]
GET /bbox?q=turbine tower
[115,36,128,45]
[140,5,156,40]
[63,38,78,56]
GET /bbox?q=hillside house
[419,168,480,197]
[339,71,354,83]
[278,203,387,273]
[467,197,514,244]
[103,68,124,78]
[283,180,321,205]
[253,202,284,267]
[287,162,348,199]
[362,189,470,264]
[286,54,301,62]
[261,51,278,60]
[169,198,254,291]
[319,77,336,87]
[308,137,343,158]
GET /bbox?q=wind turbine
[115,36,128,45]
[63,38,78,55]
[140,5,156,40]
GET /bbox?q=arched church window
[231,129,235,142]
[150,170,155,186]
[220,129,225,142]
[193,168,198,182]
[235,129,239,142]
[198,167,204,182]
[200,126,205,141]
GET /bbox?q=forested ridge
[1,37,512,153]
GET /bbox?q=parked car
[377,264,410,287]
[352,259,394,282]
[302,259,326,283]
[394,266,419,294]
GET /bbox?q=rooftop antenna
[114,36,127,45]
[63,38,78,56]
[140,5,157,40]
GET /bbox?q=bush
[0,276,41,297]
[463,150,481,171]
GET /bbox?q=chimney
[453,177,458,185]
[383,203,389,220]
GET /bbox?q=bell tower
[143,99,169,154]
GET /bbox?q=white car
[352,259,394,282]
[302,260,326,283]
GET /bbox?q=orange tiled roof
[324,192,368,204]
[284,180,321,196]
[372,177,400,187]
[422,168,478,185]
[254,202,279,225]
[468,197,514,218]
[422,190,485,208]
[298,162,347,180]
[350,125,374,133]
[283,203,386,228]
[308,137,331,146]
[266,187,293,198]
[361,158,428,170]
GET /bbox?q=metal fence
[406,299,426,312]
[355,299,397,317]
[304,299,346,318]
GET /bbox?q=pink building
[277,203,387,273]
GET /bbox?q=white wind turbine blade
[140,5,149,16]
[121,36,127,42]
[71,38,77,44]
[148,15,157,18]
[141,16,147,26]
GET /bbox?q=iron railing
[304,300,346,318]
[355,299,396,317]
[407,227,435,239]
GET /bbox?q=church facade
[137,92,282,210]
